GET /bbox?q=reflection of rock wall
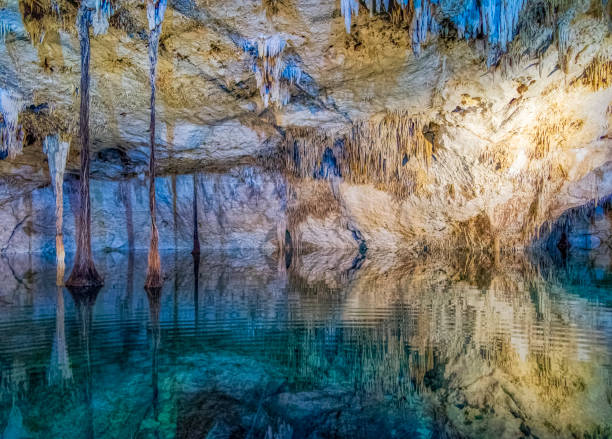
[283,252,612,439]
[0,250,610,438]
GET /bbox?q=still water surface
[0,250,610,438]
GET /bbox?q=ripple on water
[0,250,611,439]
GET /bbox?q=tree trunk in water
[67,6,102,288]
[192,173,200,255]
[145,22,163,289]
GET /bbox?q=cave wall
[1,161,610,257]
[0,167,287,255]
[0,0,611,255]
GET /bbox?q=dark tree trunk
[145,23,163,289]
[67,6,102,288]
[192,173,200,255]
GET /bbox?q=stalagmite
[66,0,110,288]
[144,0,167,289]
[44,134,70,285]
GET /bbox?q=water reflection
[67,285,102,439]
[0,249,610,438]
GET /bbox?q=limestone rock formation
[0,0,610,255]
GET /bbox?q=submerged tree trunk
[144,0,167,289]
[192,173,200,255]
[67,5,102,288]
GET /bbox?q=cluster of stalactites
[147,0,167,31]
[241,35,302,108]
[78,0,112,36]
[579,54,612,90]
[340,0,528,60]
[450,0,527,52]
[43,134,70,192]
[556,8,574,73]
[345,112,433,197]
[146,0,167,80]
[341,0,439,53]
[0,88,25,160]
[0,16,13,42]
[282,112,434,198]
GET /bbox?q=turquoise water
[0,250,611,438]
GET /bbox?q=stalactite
[0,88,25,160]
[346,112,432,198]
[282,112,433,198]
[0,16,11,42]
[240,35,302,108]
[578,54,612,91]
[556,9,573,74]
[341,0,360,33]
[144,0,167,289]
[192,173,200,255]
[44,135,70,285]
[339,0,531,63]
[450,0,527,53]
[91,0,111,35]
[66,1,108,288]
[530,113,584,160]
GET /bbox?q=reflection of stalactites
[2,402,27,439]
[145,286,162,429]
[67,285,101,367]
[67,284,101,439]
[193,252,199,330]
[48,284,73,386]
